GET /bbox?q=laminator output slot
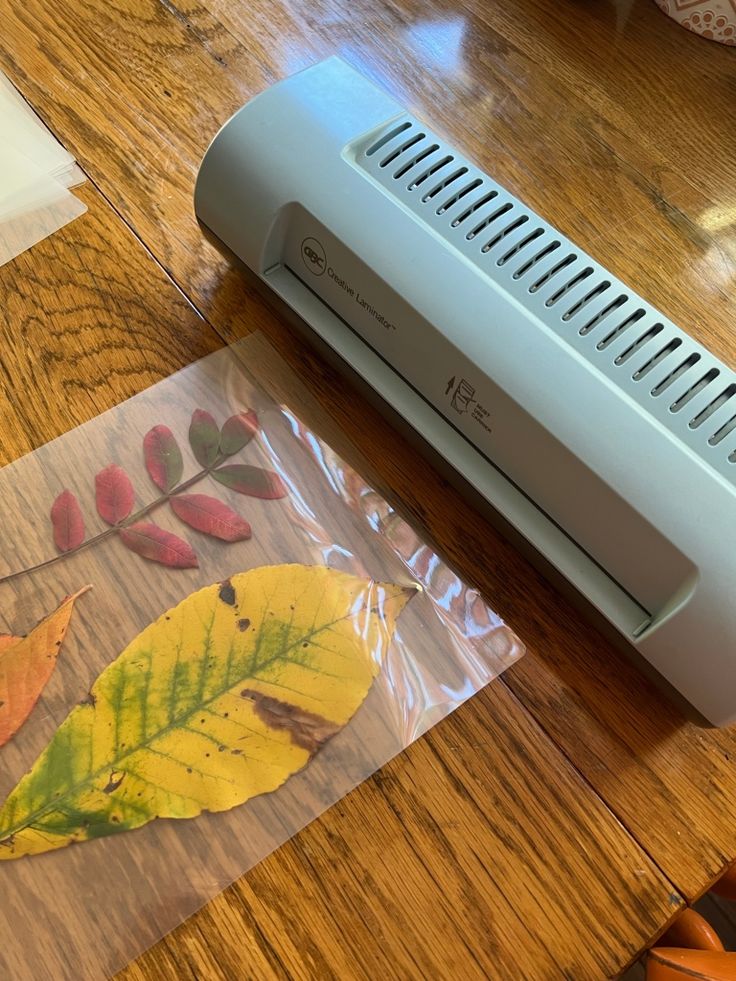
[274,259,699,641]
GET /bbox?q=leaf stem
[0,466,217,587]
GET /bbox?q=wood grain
[0,181,220,461]
[122,685,680,981]
[1,0,735,974]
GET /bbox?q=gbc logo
[301,237,326,276]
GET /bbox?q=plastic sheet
[0,72,86,266]
[0,333,524,979]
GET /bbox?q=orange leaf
[0,586,91,749]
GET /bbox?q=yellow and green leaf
[0,564,413,860]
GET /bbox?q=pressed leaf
[95,465,135,525]
[143,425,183,491]
[119,521,198,568]
[0,565,413,859]
[189,409,220,468]
[212,464,287,500]
[0,587,90,749]
[220,410,259,457]
[50,490,85,552]
[170,494,251,542]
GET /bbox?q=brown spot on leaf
[102,771,125,794]
[237,618,250,631]
[218,580,236,606]
[240,689,340,753]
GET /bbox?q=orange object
[648,948,736,981]
[659,908,724,951]
[0,586,90,748]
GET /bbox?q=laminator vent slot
[513,240,562,279]
[452,190,499,229]
[596,309,646,350]
[408,155,454,191]
[670,369,720,414]
[497,227,545,266]
[563,281,611,322]
[393,142,439,180]
[468,202,514,240]
[691,385,736,430]
[632,339,683,381]
[436,178,483,215]
[710,412,736,446]
[579,295,627,335]
[421,165,468,201]
[379,131,425,169]
[545,267,595,308]
[365,120,413,157]
[651,354,701,396]
[615,324,665,366]
[482,214,531,253]
[529,254,577,293]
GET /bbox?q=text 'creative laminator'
[195,58,736,725]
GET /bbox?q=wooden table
[1,0,734,976]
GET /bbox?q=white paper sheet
[0,71,86,266]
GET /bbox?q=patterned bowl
[654,0,736,45]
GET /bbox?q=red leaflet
[119,522,198,568]
[143,425,184,491]
[170,494,252,542]
[95,464,135,525]
[50,490,85,552]
[211,465,287,499]
[220,410,259,456]
[189,409,220,468]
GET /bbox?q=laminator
[195,57,736,725]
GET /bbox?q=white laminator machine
[195,57,736,725]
